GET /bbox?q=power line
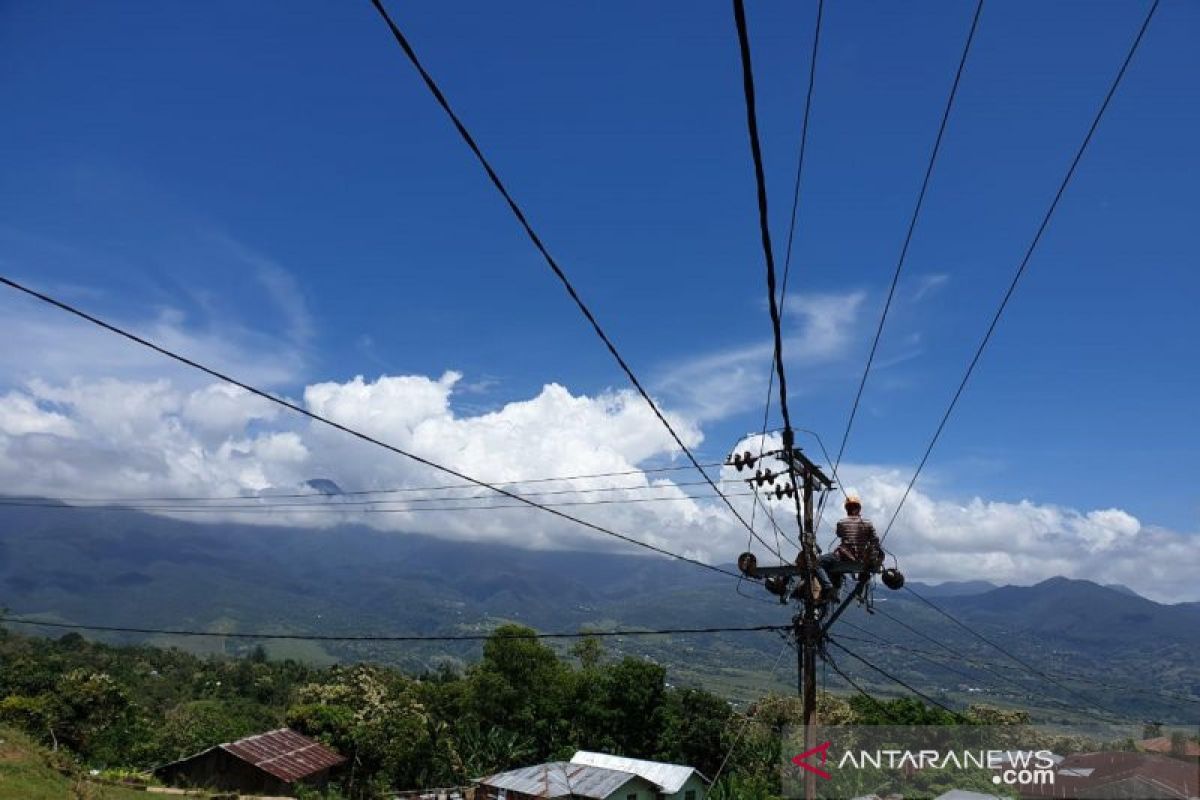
[879,0,1160,544]
[732,0,795,443]
[754,0,824,481]
[826,638,968,721]
[0,616,785,642]
[4,477,751,508]
[0,276,739,580]
[18,462,730,505]
[364,0,780,562]
[837,618,1116,723]
[832,0,984,477]
[901,587,1132,721]
[824,643,904,724]
[708,636,795,789]
[840,624,1200,708]
[0,491,761,515]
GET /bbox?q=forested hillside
[0,624,968,799]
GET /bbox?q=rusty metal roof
[1022,752,1199,799]
[220,728,346,782]
[479,761,648,798]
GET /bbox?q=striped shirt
[834,515,880,563]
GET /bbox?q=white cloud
[1,376,1194,602]
[655,290,866,422]
[0,290,304,390]
[826,463,1194,603]
[0,392,76,437]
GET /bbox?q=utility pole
[784,433,830,800]
[730,432,832,800]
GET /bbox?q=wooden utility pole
[784,439,831,800]
[730,436,832,800]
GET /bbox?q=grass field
[0,728,148,800]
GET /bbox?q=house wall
[606,776,660,800]
[662,774,708,800]
[155,748,331,795]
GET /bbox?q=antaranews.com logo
[792,741,1056,787]
[778,725,1101,799]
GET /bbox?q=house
[153,727,346,795]
[933,791,1005,800]
[476,761,662,799]
[1140,736,1200,758]
[1019,751,1200,800]
[570,751,709,799]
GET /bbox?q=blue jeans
[815,552,841,593]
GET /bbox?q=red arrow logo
[791,740,833,780]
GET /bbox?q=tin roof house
[153,728,346,795]
[477,752,708,800]
[570,752,708,799]
[476,761,661,799]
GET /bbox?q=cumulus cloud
[829,463,1193,603]
[1,378,1195,602]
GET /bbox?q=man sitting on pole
[814,494,882,603]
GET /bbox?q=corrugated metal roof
[571,750,706,794]
[479,761,642,798]
[220,728,346,782]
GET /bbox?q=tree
[570,635,605,670]
[467,625,571,759]
[658,688,733,779]
[154,699,280,762]
[598,657,666,758]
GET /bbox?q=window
[627,794,636,800]
[685,791,696,800]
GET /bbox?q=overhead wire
[879,0,1161,545]
[0,491,764,515]
[364,0,782,562]
[824,643,903,723]
[0,616,786,642]
[3,477,755,508]
[839,623,1200,708]
[15,462,730,505]
[826,638,969,721]
[750,0,825,555]
[708,636,795,788]
[731,0,818,594]
[831,0,985,479]
[0,276,740,580]
[900,587,1138,721]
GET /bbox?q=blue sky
[1,0,1196,542]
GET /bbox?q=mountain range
[2,500,1197,724]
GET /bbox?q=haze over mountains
[2,501,1197,723]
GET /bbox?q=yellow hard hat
[844,495,862,509]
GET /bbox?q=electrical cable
[365,0,781,562]
[826,638,968,721]
[0,616,787,642]
[832,0,984,477]
[708,636,795,788]
[0,491,758,515]
[2,479,752,509]
[17,463,730,505]
[751,0,824,537]
[899,587,1141,721]
[731,0,818,599]
[879,0,1160,545]
[0,276,740,580]
[824,643,901,723]
[848,610,1125,724]
[840,624,1200,708]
